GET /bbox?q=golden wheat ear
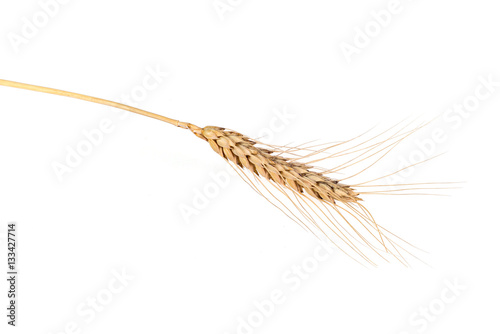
[0,79,457,267]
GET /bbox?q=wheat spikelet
[187,123,424,266]
[193,125,360,204]
[0,79,457,267]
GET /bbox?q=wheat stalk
[0,79,455,267]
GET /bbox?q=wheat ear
[0,79,454,266]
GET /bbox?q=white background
[1,1,499,333]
